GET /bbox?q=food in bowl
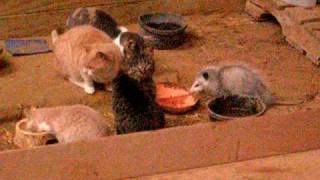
[139,13,187,49]
[156,82,198,114]
[208,95,266,120]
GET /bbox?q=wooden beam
[142,149,320,179]
[0,109,320,179]
[246,0,320,65]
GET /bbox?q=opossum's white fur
[25,105,112,144]
[190,64,275,105]
[38,122,52,132]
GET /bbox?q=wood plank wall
[0,0,244,39]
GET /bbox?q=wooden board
[141,149,320,179]
[0,109,320,179]
[246,0,320,65]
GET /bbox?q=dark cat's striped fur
[66,7,122,39]
[112,33,165,134]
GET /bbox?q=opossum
[24,105,113,144]
[190,65,305,107]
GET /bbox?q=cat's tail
[51,29,59,44]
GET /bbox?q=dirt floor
[0,8,320,151]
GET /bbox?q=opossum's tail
[273,99,305,106]
[256,82,276,106]
[51,30,59,44]
[258,83,305,106]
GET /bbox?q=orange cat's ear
[87,51,109,69]
[86,43,121,69]
[31,106,37,112]
[96,51,109,61]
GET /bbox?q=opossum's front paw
[84,86,95,94]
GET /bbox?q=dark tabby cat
[66,7,127,48]
[112,32,165,134]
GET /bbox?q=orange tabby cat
[52,25,121,94]
[24,105,113,143]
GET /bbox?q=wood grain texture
[0,0,243,39]
[246,0,320,64]
[1,110,320,179]
[140,149,320,179]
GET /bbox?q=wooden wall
[0,0,244,39]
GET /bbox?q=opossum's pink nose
[189,86,197,93]
[189,83,203,93]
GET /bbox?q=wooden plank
[245,0,269,21]
[0,122,240,180]
[246,0,320,65]
[250,0,293,11]
[0,110,320,179]
[237,109,320,160]
[286,6,320,25]
[140,149,320,179]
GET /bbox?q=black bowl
[208,95,267,121]
[138,12,187,49]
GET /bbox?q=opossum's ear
[202,72,209,80]
[23,105,37,119]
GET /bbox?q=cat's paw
[84,86,95,94]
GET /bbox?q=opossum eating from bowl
[190,65,306,107]
[23,105,113,144]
